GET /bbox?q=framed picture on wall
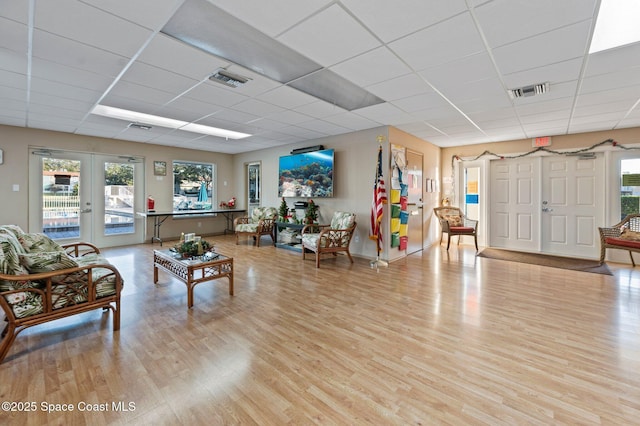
[154,161,167,176]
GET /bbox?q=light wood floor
[1,235,640,425]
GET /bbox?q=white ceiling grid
[1,0,640,154]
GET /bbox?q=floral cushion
[330,212,355,230]
[236,223,260,233]
[18,233,64,253]
[19,251,79,273]
[0,234,42,318]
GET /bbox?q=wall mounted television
[278,148,334,197]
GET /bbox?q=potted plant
[305,199,318,224]
[175,239,212,257]
[278,197,289,222]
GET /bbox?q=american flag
[369,146,387,252]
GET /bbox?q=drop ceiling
[2,0,640,154]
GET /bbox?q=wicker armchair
[598,213,640,266]
[433,206,478,250]
[301,212,356,268]
[233,207,278,247]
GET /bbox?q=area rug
[477,248,613,275]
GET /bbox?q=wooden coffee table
[153,249,233,308]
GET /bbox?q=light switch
[12,184,19,192]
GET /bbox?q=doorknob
[80,208,92,213]
[542,207,553,212]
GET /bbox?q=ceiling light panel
[162,0,321,83]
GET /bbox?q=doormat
[477,248,613,275]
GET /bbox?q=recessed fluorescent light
[180,123,251,139]
[589,0,640,53]
[91,105,251,139]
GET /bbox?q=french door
[489,154,603,258]
[29,149,144,247]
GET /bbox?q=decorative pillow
[330,212,355,229]
[19,251,79,273]
[620,228,640,241]
[18,233,63,253]
[443,214,462,227]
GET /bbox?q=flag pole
[370,135,388,268]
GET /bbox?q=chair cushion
[330,211,355,229]
[450,226,475,233]
[301,233,321,249]
[249,207,278,223]
[236,223,260,233]
[18,233,64,253]
[605,237,640,249]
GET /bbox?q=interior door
[489,157,541,251]
[541,154,603,258]
[30,149,144,247]
[406,150,423,254]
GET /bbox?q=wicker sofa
[0,225,123,363]
[598,213,640,266]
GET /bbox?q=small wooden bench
[598,213,640,266]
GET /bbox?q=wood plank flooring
[1,235,639,425]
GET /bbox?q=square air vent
[508,82,550,99]
[208,69,250,88]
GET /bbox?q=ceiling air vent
[209,69,250,88]
[128,123,152,130]
[508,82,550,99]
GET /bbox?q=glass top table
[153,249,233,308]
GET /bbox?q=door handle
[80,208,92,213]
[541,207,553,212]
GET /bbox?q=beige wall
[0,125,235,240]
[234,126,442,261]
[440,128,640,200]
[0,124,441,260]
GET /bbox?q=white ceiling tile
[35,0,152,57]
[106,81,177,107]
[0,69,26,90]
[391,92,452,114]
[256,85,317,109]
[502,58,583,89]
[33,30,128,77]
[277,4,380,67]
[389,12,485,70]
[492,20,591,75]
[296,119,350,135]
[296,101,347,118]
[342,0,468,43]
[421,52,498,88]
[585,43,640,77]
[354,103,412,124]
[475,0,597,48]
[330,47,412,87]
[122,61,199,94]
[82,0,185,31]
[30,78,103,104]
[0,48,27,75]
[366,73,431,101]
[0,17,27,52]
[208,0,331,37]
[579,69,640,94]
[137,34,229,80]
[322,112,380,131]
[266,110,313,126]
[231,99,284,117]
[184,81,249,107]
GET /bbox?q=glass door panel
[104,161,135,236]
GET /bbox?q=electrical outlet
[197,222,202,228]
[354,235,359,243]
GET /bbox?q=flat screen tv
[278,148,334,197]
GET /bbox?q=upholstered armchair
[234,207,278,246]
[433,206,478,250]
[301,211,356,268]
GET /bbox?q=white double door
[489,154,604,258]
[29,149,145,248]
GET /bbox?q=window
[621,158,640,219]
[172,161,214,212]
